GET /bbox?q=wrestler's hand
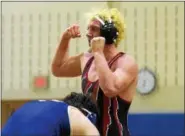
[63,24,81,40]
[91,37,105,53]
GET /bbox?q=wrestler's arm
[68,106,100,136]
[93,52,138,97]
[51,36,84,77]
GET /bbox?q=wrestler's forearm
[51,36,71,75]
[52,36,70,66]
[93,52,117,96]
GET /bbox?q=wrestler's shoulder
[118,53,138,69]
[119,53,136,62]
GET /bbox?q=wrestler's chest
[88,62,117,82]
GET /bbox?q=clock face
[136,68,156,94]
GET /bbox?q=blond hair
[85,8,126,47]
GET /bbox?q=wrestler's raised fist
[63,24,81,39]
[91,37,105,52]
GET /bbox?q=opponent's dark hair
[63,92,99,117]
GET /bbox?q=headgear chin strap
[95,16,118,45]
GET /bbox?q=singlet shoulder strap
[82,56,94,75]
[108,52,125,67]
[82,52,124,75]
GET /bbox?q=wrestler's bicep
[53,53,83,77]
[113,56,138,90]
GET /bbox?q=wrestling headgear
[95,16,118,45]
[80,108,97,125]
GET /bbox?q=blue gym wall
[128,113,184,136]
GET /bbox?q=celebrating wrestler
[51,8,138,136]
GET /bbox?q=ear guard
[95,16,118,45]
[80,108,97,125]
[86,112,97,125]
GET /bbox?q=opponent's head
[86,8,125,47]
[63,92,99,126]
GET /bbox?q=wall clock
[136,67,157,95]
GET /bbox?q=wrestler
[51,8,138,136]
[1,92,100,136]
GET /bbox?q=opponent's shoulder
[68,106,99,136]
[67,105,80,113]
[67,106,82,121]
[67,106,85,121]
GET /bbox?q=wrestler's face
[86,19,101,46]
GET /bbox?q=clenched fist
[63,24,81,40]
[91,37,105,53]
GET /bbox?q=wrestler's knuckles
[63,24,81,39]
[91,37,105,48]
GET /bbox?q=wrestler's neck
[103,44,119,62]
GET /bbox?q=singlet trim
[83,52,125,84]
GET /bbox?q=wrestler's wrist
[92,50,104,56]
[61,34,71,41]
[59,35,71,49]
[91,47,103,53]
[92,49,102,52]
